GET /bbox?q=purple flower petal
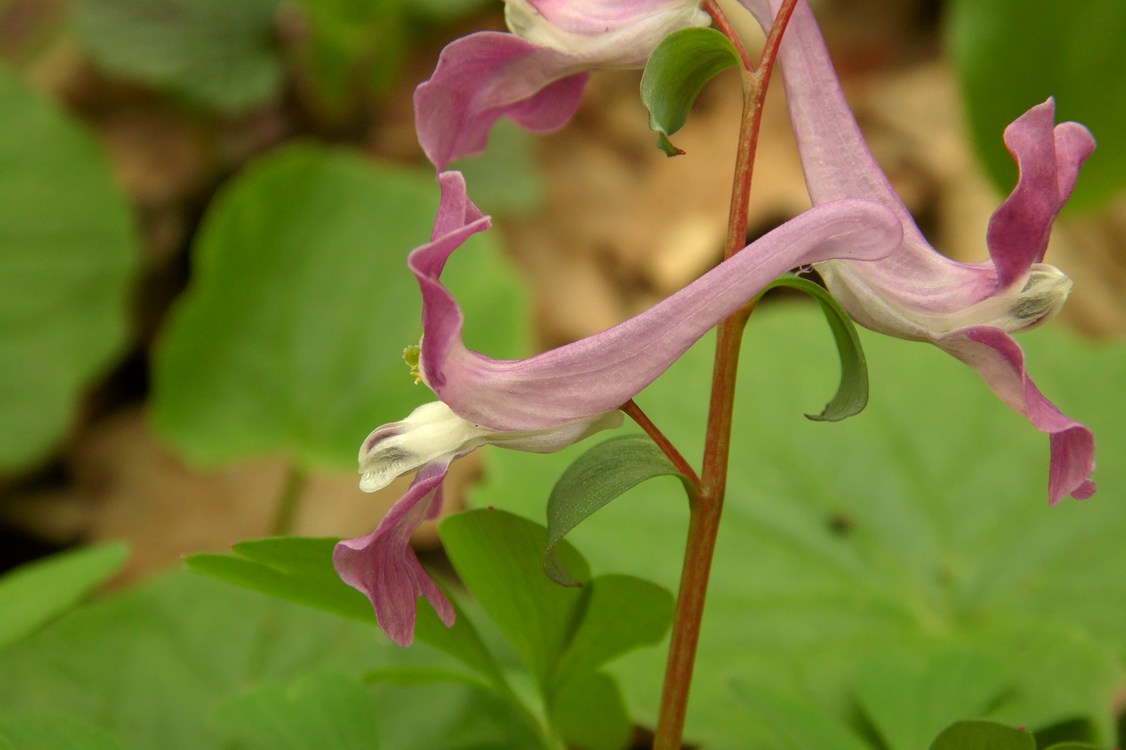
[414,32,589,170]
[987,106,1096,288]
[414,172,903,431]
[414,1,709,170]
[333,461,455,647]
[740,0,1097,501]
[939,328,1096,504]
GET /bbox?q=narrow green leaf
[551,672,631,750]
[1043,744,1102,749]
[211,671,378,750]
[762,276,868,421]
[440,509,590,688]
[0,69,138,470]
[72,0,284,113]
[641,27,741,156]
[186,536,505,685]
[185,538,373,624]
[0,542,128,652]
[929,720,1035,750]
[545,435,686,586]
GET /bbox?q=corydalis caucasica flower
[335,172,904,645]
[414,0,711,169]
[741,0,1097,504]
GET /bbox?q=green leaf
[1043,744,1102,750]
[0,571,535,750]
[946,0,1126,210]
[731,681,872,750]
[185,537,505,684]
[553,574,674,688]
[551,672,631,750]
[185,537,373,624]
[929,720,1035,750]
[0,542,128,652]
[151,144,527,470]
[72,0,284,113]
[211,671,379,750]
[470,304,1126,748]
[641,27,741,156]
[0,714,123,750]
[545,435,686,586]
[762,276,868,421]
[440,509,591,689]
[854,645,1012,750]
[0,69,138,471]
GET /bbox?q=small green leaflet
[641,27,741,156]
[544,435,689,587]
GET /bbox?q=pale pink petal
[414,172,902,431]
[333,462,456,646]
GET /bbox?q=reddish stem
[652,1,799,748]
[623,400,702,489]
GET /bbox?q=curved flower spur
[336,171,904,645]
[741,0,1097,504]
[413,0,712,169]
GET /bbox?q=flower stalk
[653,1,799,746]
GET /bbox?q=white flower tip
[1010,264,1072,331]
[359,469,393,494]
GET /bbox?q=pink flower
[336,172,903,644]
[740,0,1096,503]
[414,0,711,169]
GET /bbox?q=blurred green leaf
[762,276,868,421]
[289,0,407,121]
[0,542,128,652]
[545,435,685,586]
[731,682,871,750]
[186,536,505,684]
[211,671,379,750]
[552,672,631,750]
[552,574,673,688]
[440,508,671,711]
[0,714,123,750]
[641,27,740,156]
[947,0,1126,210]
[0,68,138,471]
[853,645,1011,750]
[454,119,546,217]
[151,144,527,470]
[440,509,591,689]
[72,0,283,113]
[185,537,373,624]
[0,571,534,750]
[929,720,1034,750]
[470,304,1126,747]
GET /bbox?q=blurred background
[1,0,1123,583]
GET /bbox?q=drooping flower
[414,0,712,170]
[740,0,1097,503]
[336,171,904,644]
